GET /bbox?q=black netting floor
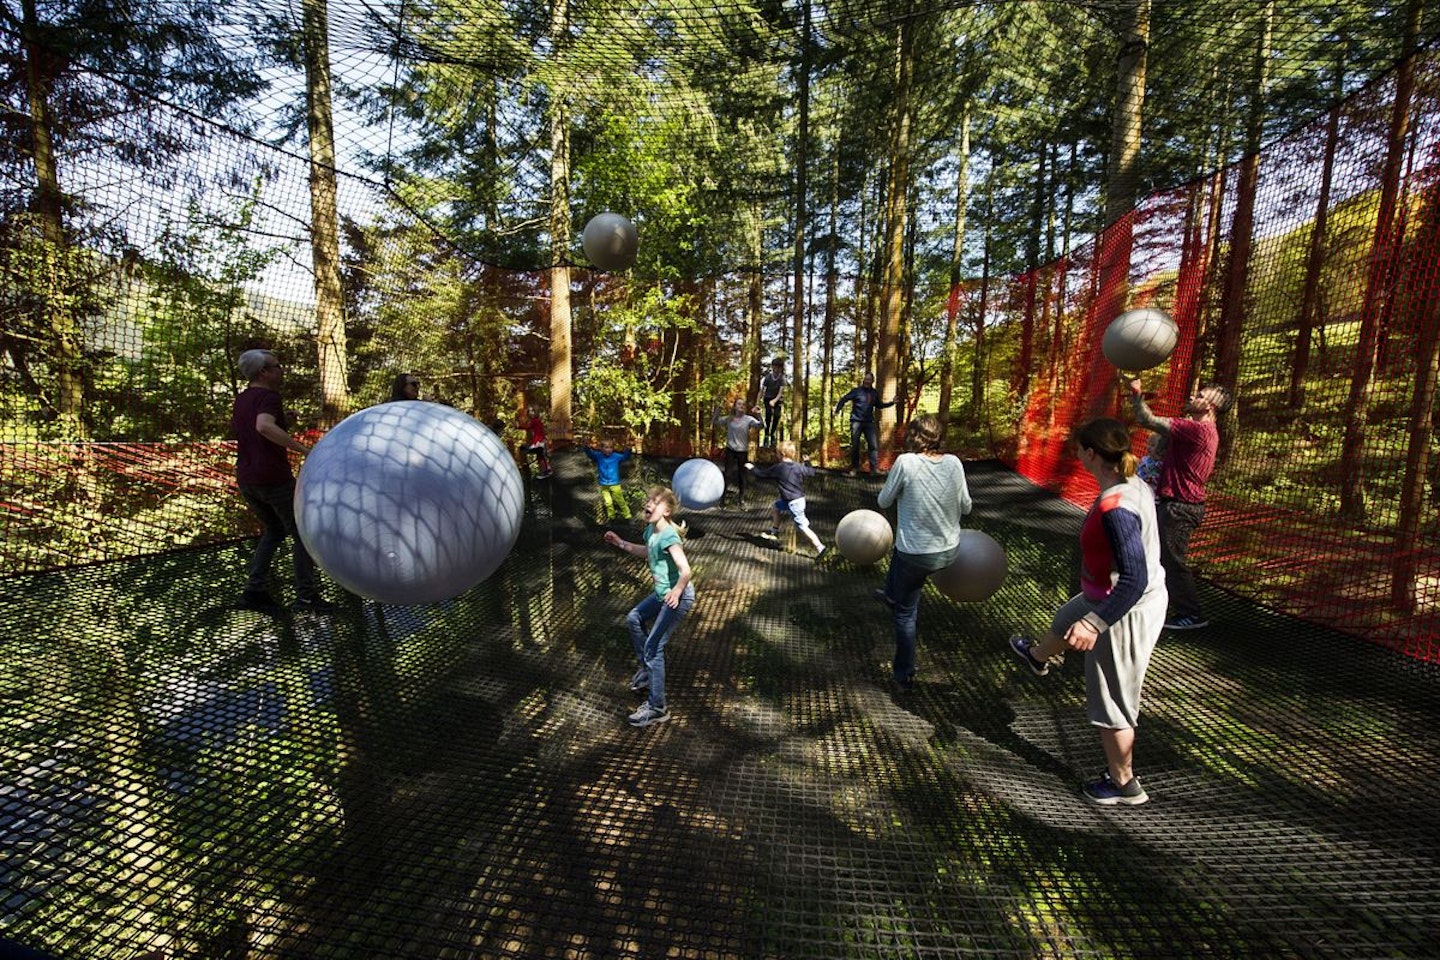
[4,454,1439,959]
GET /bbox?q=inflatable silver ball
[294,402,525,605]
[1102,307,1179,371]
[582,212,639,271]
[672,457,725,510]
[931,530,1008,603]
[835,509,894,565]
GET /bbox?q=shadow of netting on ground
[2,454,1439,958]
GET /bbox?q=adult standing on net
[874,413,971,690]
[232,349,333,614]
[834,371,897,476]
[759,357,786,447]
[1007,418,1166,805]
[1126,377,1232,631]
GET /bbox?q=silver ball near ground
[835,509,894,565]
[930,529,1008,603]
[582,212,639,271]
[294,401,525,605]
[671,457,725,510]
[1102,307,1178,371]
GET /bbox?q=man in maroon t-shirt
[233,349,332,613]
[1128,377,1232,631]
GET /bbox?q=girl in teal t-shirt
[602,486,695,728]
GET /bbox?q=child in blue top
[583,438,633,521]
[603,487,695,728]
[747,440,827,559]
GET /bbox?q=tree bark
[1339,0,1422,520]
[303,0,350,426]
[877,20,914,453]
[547,0,574,442]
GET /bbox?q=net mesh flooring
[4,455,1439,959]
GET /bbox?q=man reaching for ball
[1126,377,1231,631]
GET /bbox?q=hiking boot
[1164,615,1209,631]
[238,590,283,614]
[1082,771,1149,806]
[1008,635,1050,677]
[627,703,670,727]
[292,596,337,613]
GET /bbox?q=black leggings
[725,447,748,499]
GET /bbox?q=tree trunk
[821,147,840,464]
[939,108,969,430]
[21,0,85,436]
[1094,0,1150,353]
[877,20,914,453]
[1339,0,1422,520]
[747,202,765,406]
[547,0,574,443]
[1213,1,1272,467]
[790,0,811,445]
[302,0,350,426]
[1392,182,1440,613]
[1290,52,1347,413]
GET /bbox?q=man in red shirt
[1127,377,1232,631]
[233,349,333,613]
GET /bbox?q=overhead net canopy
[4,0,1440,653]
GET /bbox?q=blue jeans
[626,584,695,709]
[850,420,880,472]
[239,480,319,600]
[884,551,933,683]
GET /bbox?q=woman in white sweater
[875,414,972,690]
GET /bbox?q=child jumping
[583,437,633,522]
[603,487,695,728]
[747,440,827,559]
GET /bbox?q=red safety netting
[1007,52,1440,661]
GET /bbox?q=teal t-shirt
[645,523,683,597]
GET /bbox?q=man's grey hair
[238,349,277,381]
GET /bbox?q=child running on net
[747,440,827,560]
[603,487,695,728]
[582,436,633,523]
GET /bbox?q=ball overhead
[582,212,639,271]
[931,530,1008,603]
[295,402,525,605]
[671,457,725,510]
[1102,307,1178,371]
[835,509,894,565]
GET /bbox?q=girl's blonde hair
[646,485,681,519]
[1072,418,1139,478]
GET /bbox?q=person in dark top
[833,372,897,475]
[232,349,333,614]
[388,372,421,402]
[747,440,826,558]
[759,357,786,447]
[1127,377,1232,631]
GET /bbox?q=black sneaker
[1164,615,1209,631]
[759,529,779,541]
[1008,635,1050,677]
[293,596,337,613]
[238,590,283,614]
[1082,771,1149,806]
